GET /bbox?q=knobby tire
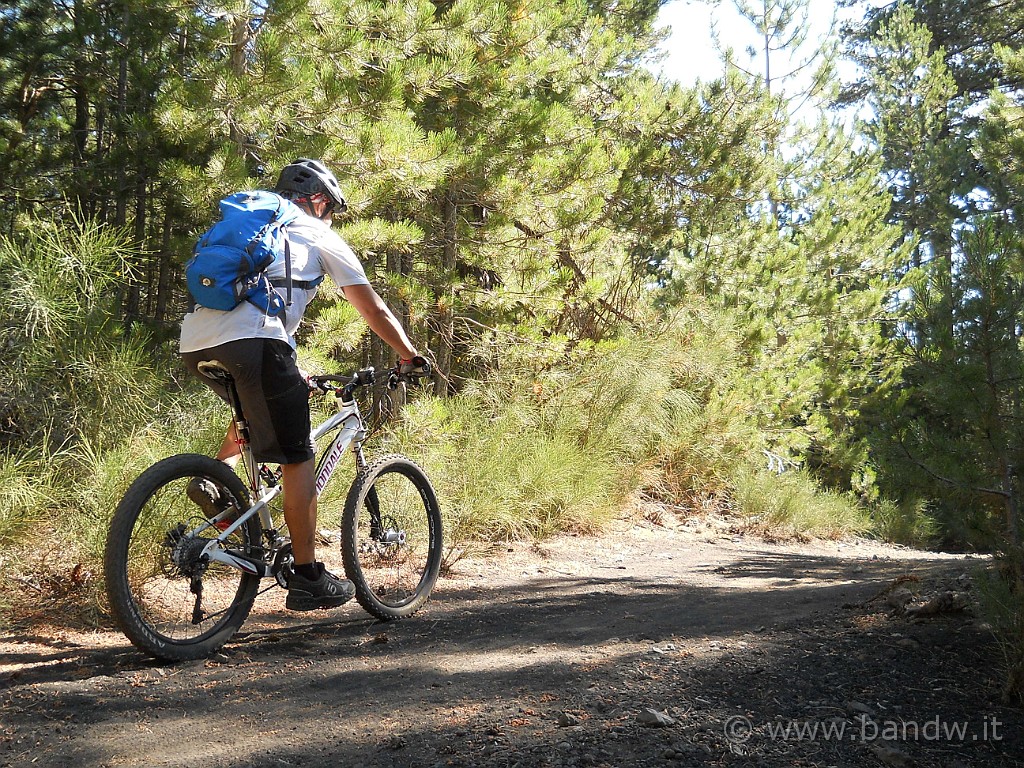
[341,454,442,620]
[104,454,260,661]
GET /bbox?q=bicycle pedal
[259,464,282,487]
[271,541,294,588]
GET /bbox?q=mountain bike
[103,364,442,662]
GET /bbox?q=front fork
[352,444,387,541]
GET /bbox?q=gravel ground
[2,514,1021,767]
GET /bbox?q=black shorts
[182,338,314,465]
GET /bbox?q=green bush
[976,552,1024,704]
[0,447,56,547]
[870,496,940,548]
[60,389,229,565]
[0,217,166,452]
[375,308,882,558]
[650,391,762,506]
[385,392,621,560]
[731,467,872,539]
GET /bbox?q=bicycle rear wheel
[104,454,261,661]
[341,454,442,620]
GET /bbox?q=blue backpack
[185,190,306,316]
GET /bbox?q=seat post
[223,378,250,447]
[196,361,250,447]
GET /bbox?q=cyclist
[179,158,428,611]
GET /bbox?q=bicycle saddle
[196,360,233,384]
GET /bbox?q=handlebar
[308,369,374,399]
[308,366,429,400]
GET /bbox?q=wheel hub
[163,524,214,577]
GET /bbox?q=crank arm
[202,545,273,577]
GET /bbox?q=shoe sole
[186,488,237,530]
[285,592,353,611]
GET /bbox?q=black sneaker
[186,477,237,530]
[286,563,355,611]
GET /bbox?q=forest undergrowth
[5,221,1017,698]
[1,304,902,631]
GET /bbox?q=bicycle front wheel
[104,454,261,661]
[341,454,443,620]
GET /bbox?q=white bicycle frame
[200,394,368,576]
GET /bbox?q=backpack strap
[270,276,325,291]
[284,236,292,307]
[269,230,326,298]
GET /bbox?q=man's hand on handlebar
[390,354,432,388]
[299,365,320,392]
[398,355,431,376]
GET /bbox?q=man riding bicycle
[180,158,428,611]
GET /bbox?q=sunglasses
[308,192,346,217]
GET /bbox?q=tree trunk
[154,202,173,326]
[115,72,129,224]
[71,0,90,216]
[228,10,256,160]
[433,190,458,397]
[982,316,1020,546]
[123,172,147,325]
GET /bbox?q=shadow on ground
[2,547,1019,768]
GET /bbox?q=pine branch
[896,434,1009,500]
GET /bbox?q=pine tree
[840,1,1024,543]
[668,110,906,493]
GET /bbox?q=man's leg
[281,458,354,611]
[214,421,242,467]
[280,458,317,565]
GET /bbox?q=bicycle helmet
[275,158,347,213]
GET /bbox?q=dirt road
[2,515,1021,767]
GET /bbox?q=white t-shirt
[179,213,370,353]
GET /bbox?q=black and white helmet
[275,158,347,213]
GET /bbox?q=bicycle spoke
[105,454,261,661]
[124,478,246,637]
[342,455,442,620]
